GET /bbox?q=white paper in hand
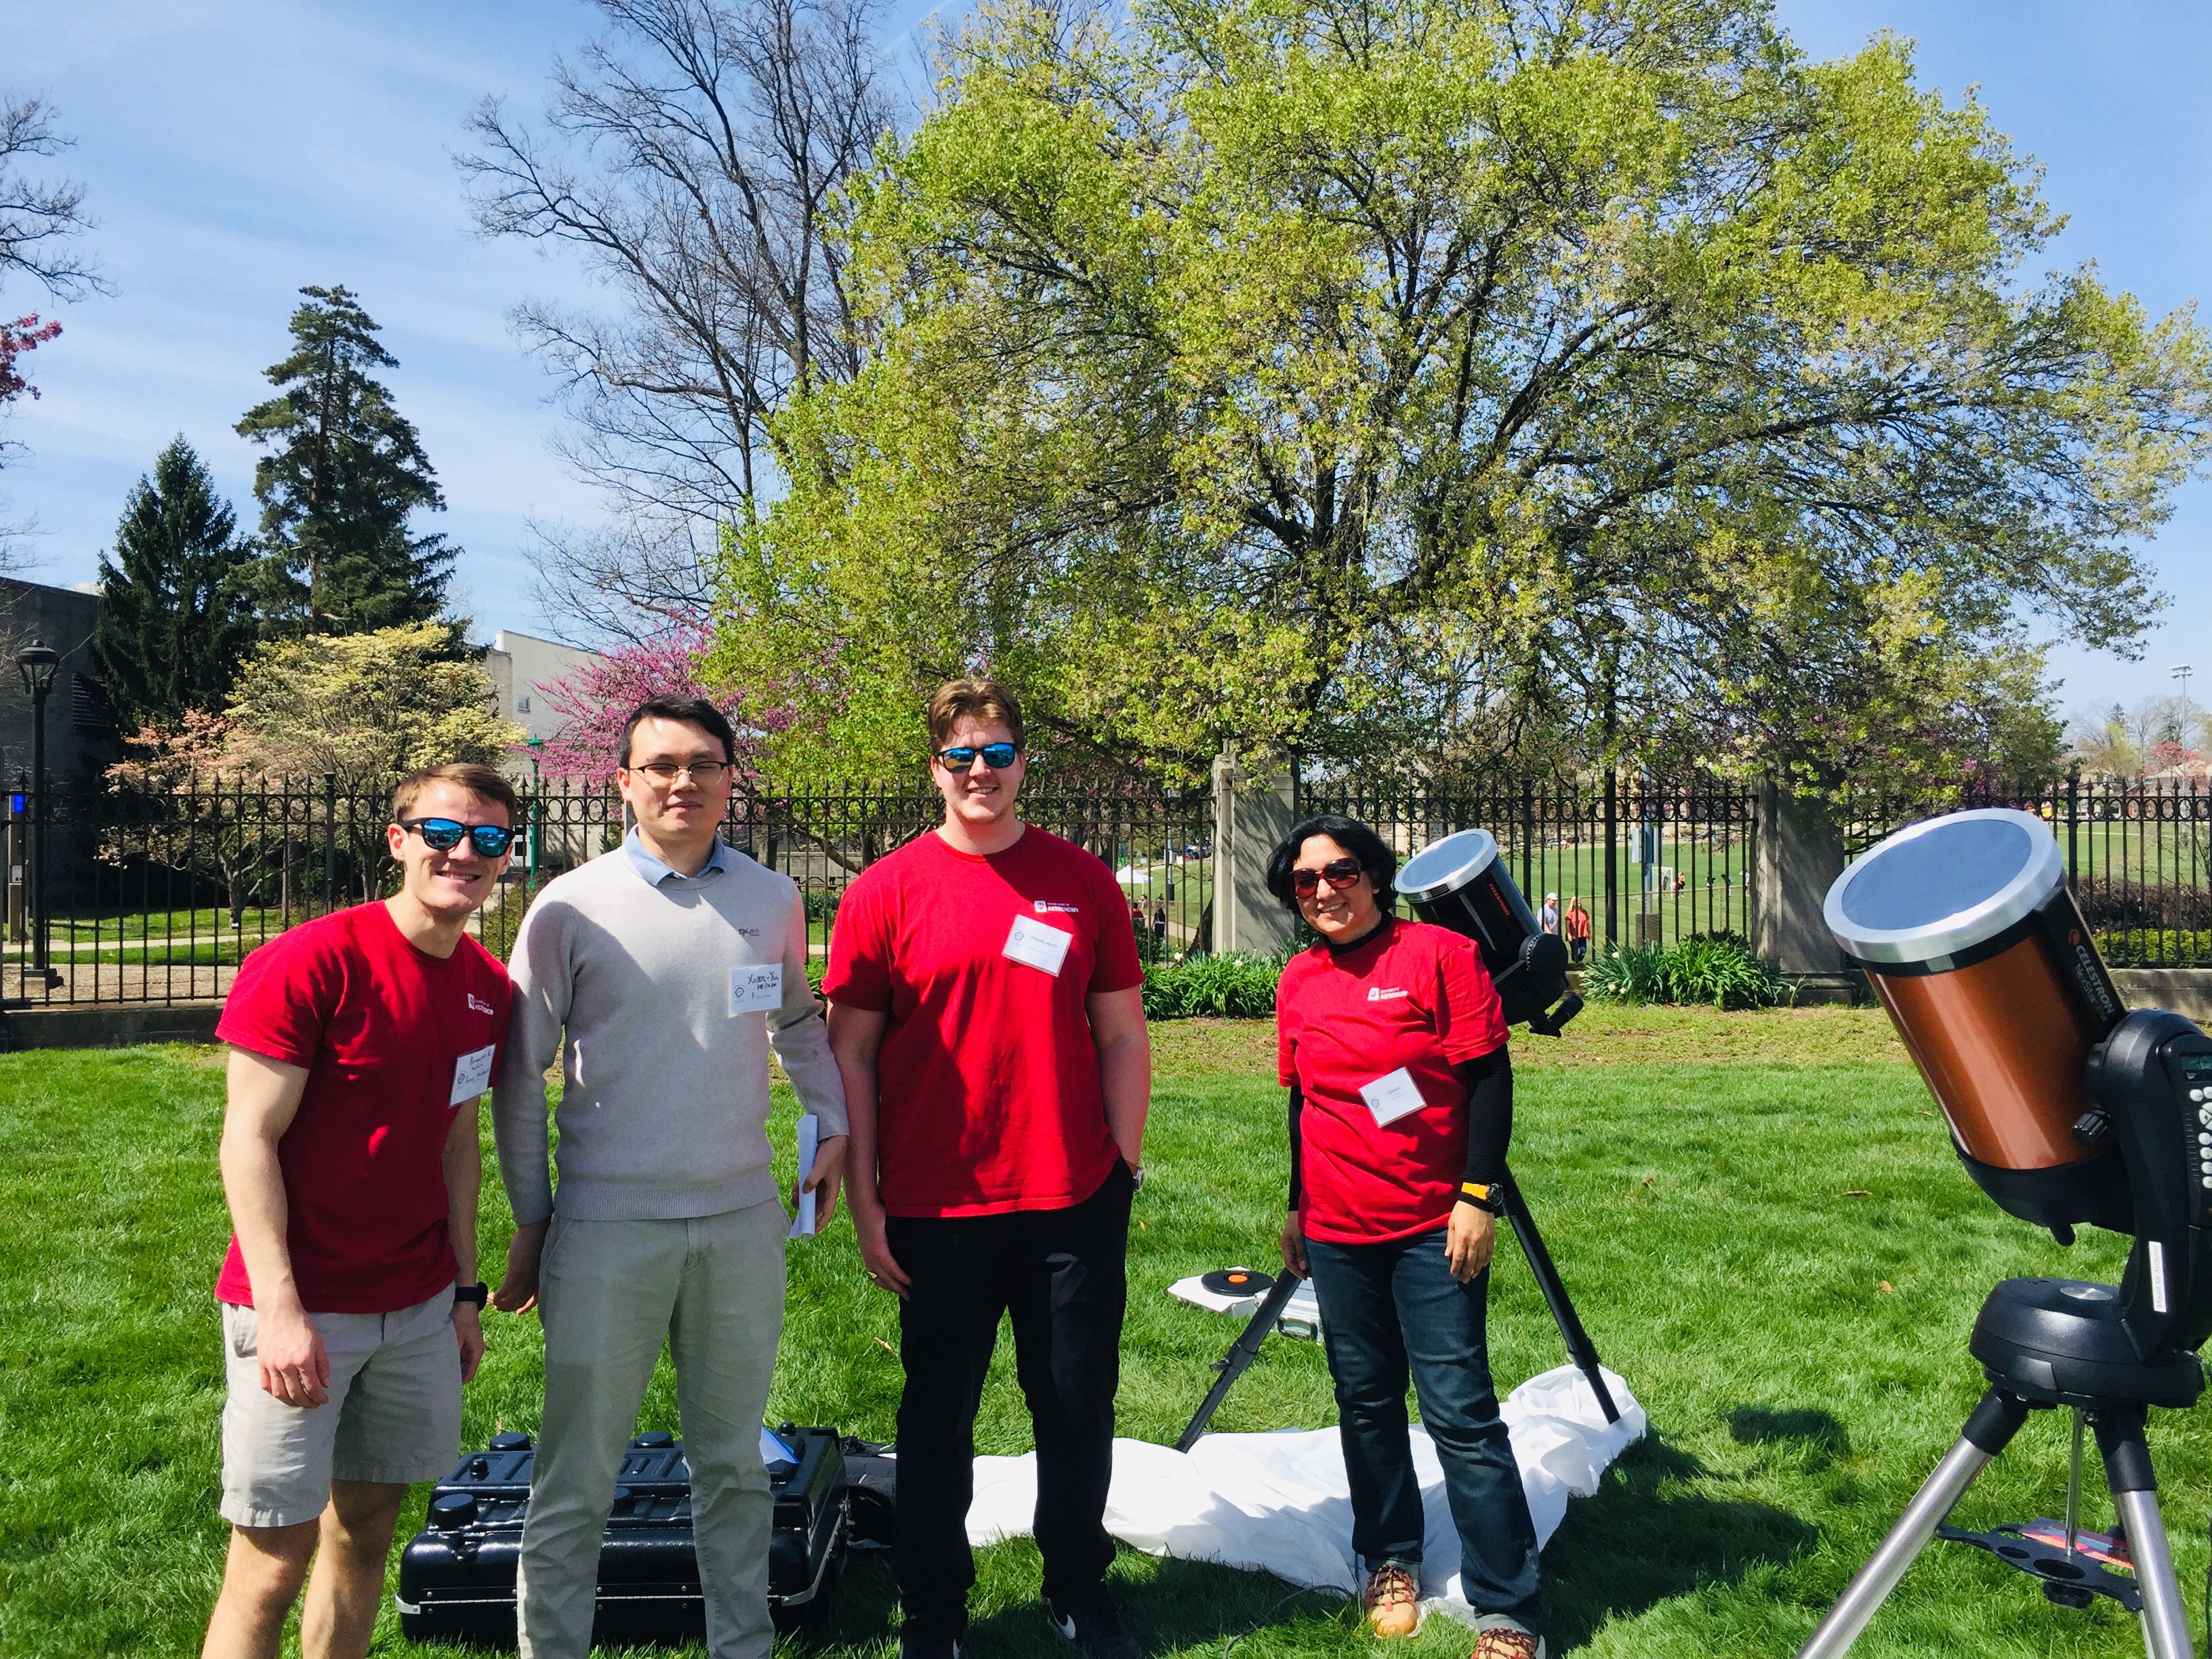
[729,963,783,1016]
[790,1112,819,1239]
[1002,914,1074,976]
[449,1043,497,1107]
[1359,1067,1427,1126]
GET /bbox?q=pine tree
[91,435,256,726]
[235,285,455,634]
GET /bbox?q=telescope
[1395,828,1584,1036]
[1798,808,2212,1659]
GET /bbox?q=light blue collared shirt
[623,825,733,887]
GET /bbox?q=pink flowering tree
[528,626,793,785]
[1,314,61,409]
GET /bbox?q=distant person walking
[1152,903,1168,953]
[1563,899,1591,964]
[1538,893,1560,936]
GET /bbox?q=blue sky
[4,1,2206,720]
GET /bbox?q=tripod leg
[1796,1390,2030,1659]
[2093,1409,2194,1659]
[1499,1170,1620,1423]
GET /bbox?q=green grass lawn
[1,1008,2203,1657]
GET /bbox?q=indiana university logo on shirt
[1366,986,1409,1002]
[468,993,495,1015]
[1033,901,1081,915]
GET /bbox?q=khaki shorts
[218,1287,462,1528]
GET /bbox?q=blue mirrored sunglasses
[935,743,1021,772]
[402,817,517,857]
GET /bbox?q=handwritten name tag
[449,1043,497,1107]
[729,964,784,1016]
[1359,1067,1427,1127]
[1003,914,1074,977]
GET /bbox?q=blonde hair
[926,677,1025,754]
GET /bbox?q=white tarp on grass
[966,1364,1644,1626]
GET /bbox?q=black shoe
[1050,1592,1141,1659]
[898,1633,960,1659]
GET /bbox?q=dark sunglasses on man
[935,742,1021,772]
[1290,857,1366,896]
[400,817,518,858]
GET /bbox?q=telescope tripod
[1797,1276,2205,1659]
[1176,1167,1618,1451]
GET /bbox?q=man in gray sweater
[491,695,848,1659]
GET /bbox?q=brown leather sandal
[1469,1630,1542,1659]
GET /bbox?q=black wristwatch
[453,1282,489,1308]
[1455,1181,1504,1215]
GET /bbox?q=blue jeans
[1304,1227,1542,1635]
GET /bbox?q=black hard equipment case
[396,1425,849,1645]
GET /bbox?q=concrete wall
[0,577,123,790]
[1752,779,1847,977]
[1210,752,1299,956]
[484,630,603,747]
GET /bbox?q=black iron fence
[4,768,2205,1009]
[2,776,1216,1008]
[1296,775,1761,958]
[1847,773,2212,968]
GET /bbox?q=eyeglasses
[1290,857,1365,896]
[934,743,1021,772]
[630,760,731,787]
[401,818,517,858]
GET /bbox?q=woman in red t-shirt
[1269,815,1544,1659]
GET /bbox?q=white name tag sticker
[449,1043,497,1107]
[1359,1067,1427,1127]
[1003,914,1074,977]
[729,964,784,1016]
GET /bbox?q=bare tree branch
[0,96,108,300]
[457,0,892,632]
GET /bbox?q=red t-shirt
[822,826,1145,1217]
[1275,918,1508,1244]
[214,902,514,1313]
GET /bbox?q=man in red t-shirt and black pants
[825,678,1151,1659]
[201,764,516,1659]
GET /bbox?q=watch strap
[1456,1181,1504,1215]
[453,1282,489,1307]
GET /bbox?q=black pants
[1304,1227,1543,1636]
[885,1163,1133,1635]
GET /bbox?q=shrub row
[1582,930,1795,1010]
[1140,951,1285,1019]
[2095,928,2212,966]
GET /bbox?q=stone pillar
[1753,779,1847,975]
[1211,750,1299,957]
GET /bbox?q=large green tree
[237,285,457,634]
[718,0,2212,787]
[91,436,256,726]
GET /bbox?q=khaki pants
[516,1201,786,1659]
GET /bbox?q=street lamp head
[14,643,60,699]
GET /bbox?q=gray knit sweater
[492,840,848,1225]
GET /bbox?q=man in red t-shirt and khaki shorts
[200,764,517,1659]
[825,679,1151,1659]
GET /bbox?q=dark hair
[619,695,736,769]
[1265,814,1399,913]
[927,677,1025,753]
[392,762,520,828]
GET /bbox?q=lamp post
[2175,663,2195,746]
[525,736,544,879]
[15,643,60,981]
